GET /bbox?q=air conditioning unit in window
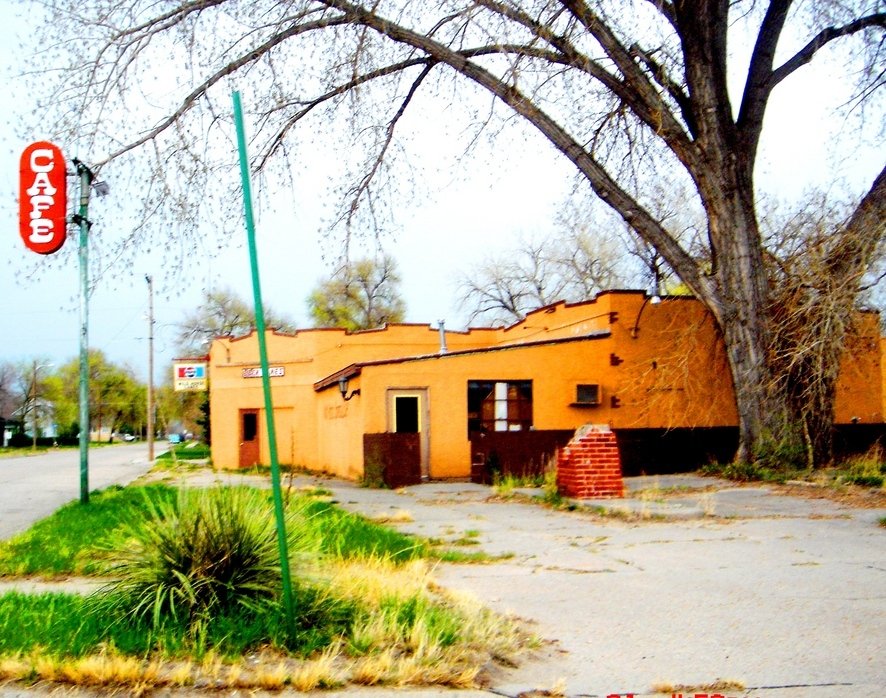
[575,383,601,406]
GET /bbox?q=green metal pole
[74,159,92,505]
[231,91,294,620]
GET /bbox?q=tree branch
[315,0,705,297]
[825,164,886,285]
[771,13,886,89]
[339,62,437,231]
[736,0,791,159]
[555,0,697,166]
[256,56,433,168]
[97,13,351,166]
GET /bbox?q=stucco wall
[208,292,883,479]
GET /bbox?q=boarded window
[467,380,532,434]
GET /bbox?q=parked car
[168,434,182,444]
[121,433,136,442]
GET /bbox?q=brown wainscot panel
[363,433,422,489]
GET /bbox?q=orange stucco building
[208,291,883,482]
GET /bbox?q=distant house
[208,290,883,487]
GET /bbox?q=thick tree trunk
[700,196,785,465]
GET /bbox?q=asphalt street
[0,442,160,540]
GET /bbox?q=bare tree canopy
[175,287,297,355]
[24,1,886,464]
[458,228,630,324]
[307,254,406,330]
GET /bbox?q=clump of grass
[494,458,563,507]
[838,444,885,488]
[96,487,294,630]
[493,472,545,496]
[371,509,414,524]
[449,529,482,546]
[540,464,566,507]
[700,460,804,484]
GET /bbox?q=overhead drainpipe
[438,320,448,354]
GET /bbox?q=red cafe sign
[19,141,68,255]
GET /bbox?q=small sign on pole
[173,361,208,392]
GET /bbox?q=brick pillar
[557,424,624,499]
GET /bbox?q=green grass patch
[0,483,470,579]
[701,444,886,488]
[0,483,527,689]
[699,460,806,484]
[0,587,354,659]
[295,498,429,562]
[0,484,178,577]
[155,442,211,461]
[0,484,434,579]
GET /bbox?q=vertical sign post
[231,91,293,622]
[20,143,98,506]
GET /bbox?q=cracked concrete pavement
[2,468,884,697]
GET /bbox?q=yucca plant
[98,487,294,630]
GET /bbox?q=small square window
[575,384,600,405]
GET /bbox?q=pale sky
[1,1,883,384]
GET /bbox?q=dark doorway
[394,396,419,433]
[239,409,260,467]
[388,389,429,479]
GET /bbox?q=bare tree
[308,254,406,330]
[0,363,16,423]
[25,1,886,464]
[764,194,886,466]
[458,228,629,324]
[175,287,297,355]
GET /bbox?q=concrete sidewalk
[2,470,884,697]
[316,475,886,697]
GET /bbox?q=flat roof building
[208,291,883,487]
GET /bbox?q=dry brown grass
[165,660,193,686]
[289,645,342,691]
[371,508,415,523]
[0,553,528,694]
[350,648,396,685]
[652,678,746,694]
[57,653,155,686]
[254,661,289,690]
[0,656,29,681]
[773,480,886,508]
